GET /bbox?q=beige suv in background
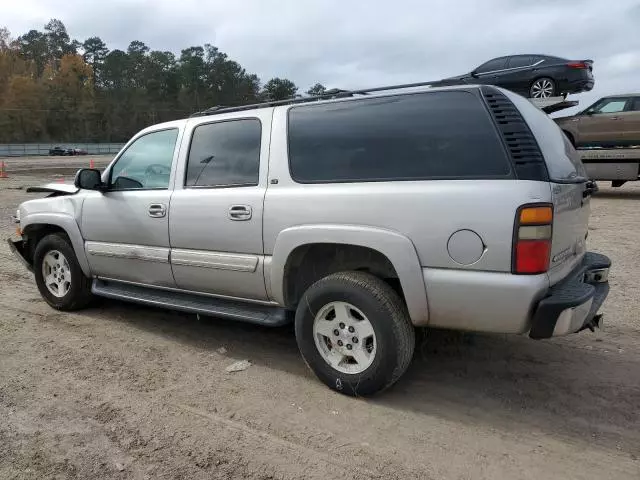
[555,93,640,148]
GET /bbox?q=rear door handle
[228,205,252,221]
[610,117,620,120]
[148,203,167,218]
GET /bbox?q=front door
[473,57,508,86]
[80,127,181,287]
[169,113,271,301]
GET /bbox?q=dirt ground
[0,157,639,480]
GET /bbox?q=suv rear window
[506,92,586,182]
[288,91,512,183]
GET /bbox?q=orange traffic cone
[0,161,8,178]
[89,158,95,169]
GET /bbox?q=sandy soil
[0,159,639,479]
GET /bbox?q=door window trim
[477,58,544,76]
[183,117,263,190]
[106,127,180,192]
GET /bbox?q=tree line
[0,20,328,143]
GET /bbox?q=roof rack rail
[189,79,440,118]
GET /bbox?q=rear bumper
[7,238,32,272]
[529,252,610,339]
[563,77,594,93]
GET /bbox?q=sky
[3,0,640,115]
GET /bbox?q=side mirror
[74,168,105,191]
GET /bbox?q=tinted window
[110,128,178,190]
[475,57,508,73]
[185,119,261,187]
[507,56,532,68]
[507,92,586,182]
[630,98,640,112]
[288,91,512,183]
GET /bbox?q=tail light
[567,62,588,69]
[513,204,553,274]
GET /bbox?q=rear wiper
[583,180,599,198]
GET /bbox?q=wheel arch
[21,214,91,277]
[270,225,429,326]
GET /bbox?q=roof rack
[190,80,583,118]
[189,79,440,117]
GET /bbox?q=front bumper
[7,238,32,272]
[529,252,610,339]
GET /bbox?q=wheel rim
[42,250,71,298]
[313,301,377,374]
[531,79,554,98]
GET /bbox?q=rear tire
[295,271,415,396]
[34,233,93,311]
[530,77,556,98]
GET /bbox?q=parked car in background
[10,85,610,396]
[432,54,594,99]
[555,94,640,147]
[48,147,89,156]
[48,146,71,156]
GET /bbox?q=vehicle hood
[553,115,575,124]
[26,183,79,195]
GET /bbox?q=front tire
[295,271,415,396]
[529,77,556,98]
[34,233,93,311]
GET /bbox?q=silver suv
[9,85,611,396]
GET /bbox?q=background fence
[0,143,125,157]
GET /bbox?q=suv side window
[110,128,179,190]
[288,91,512,183]
[185,119,261,188]
[475,57,508,73]
[585,98,629,115]
[629,98,640,112]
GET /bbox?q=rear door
[501,55,535,93]
[622,96,640,145]
[168,111,272,301]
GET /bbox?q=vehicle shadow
[85,301,640,456]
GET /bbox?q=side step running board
[92,279,289,327]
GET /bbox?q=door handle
[148,203,167,218]
[228,205,252,221]
[610,117,619,120]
